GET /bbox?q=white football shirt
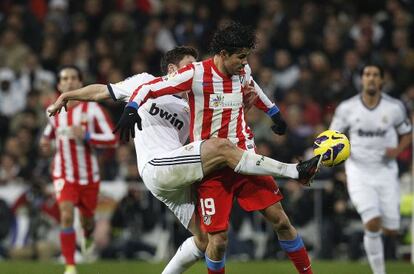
[330,94,412,167]
[108,72,156,101]
[108,74,190,175]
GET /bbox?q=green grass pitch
[0,260,413,274]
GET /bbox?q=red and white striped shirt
[43,102,117,185]
[130,59,275,149]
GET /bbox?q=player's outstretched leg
[204,232,227,274]
[201,138,313,181]
[162,236,205,274]
[261,202,313,274]
[59,202,77,274]
[296,155,322,186]
[364,230,386,274]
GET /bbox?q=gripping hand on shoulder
[113,102,142,142]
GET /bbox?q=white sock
[364,230,386,274]
[162,236,204,274]
[234,151,298,178]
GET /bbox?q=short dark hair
[210,21,256,55]
[361,63,384,78]
[57,65,83,83]
[160,46,198,74]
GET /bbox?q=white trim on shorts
[141,141,204,228]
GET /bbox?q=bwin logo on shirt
[149,103,184,130]
[358,129,387,137]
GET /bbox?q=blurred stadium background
[0,0,413,273]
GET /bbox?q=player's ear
[167,64,178,75]
[219,50,229,58]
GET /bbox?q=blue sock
[279,234,304,252]
[61,227,75,234]
[205,254,226,271]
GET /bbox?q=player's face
[57,68,82,93]
[222,48,250,76]
[361,66,383,96]
[177,55,196,69]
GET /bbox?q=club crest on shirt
[208,93,243,109]
[382,116,388,124]
[209,94,224,108]
[203,215,211,225]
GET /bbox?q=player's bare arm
[385,133,412,158]
[48,84,110,116]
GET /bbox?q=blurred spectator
[0,153,21,186]
[0,198,12,258]
[0,28,30,72]
[100,184,156,259]
[20,52,55,93]
[8,180,60,260]
[0,67,29,117]
[272,50,300,100]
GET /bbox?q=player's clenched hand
[113,102,142,142]
[48,94,68,116]
[270,112,287,135]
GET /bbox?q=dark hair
[160,46,198,74]
[210,21,256,55]
[57,65,83,83]
[360,63,384,78]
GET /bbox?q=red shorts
[196,167,283,232]
[53,178,100,217]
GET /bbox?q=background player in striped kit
[40,66,117,274]
[330,64,412,274]
[48,46,320,274]
[117,22,315,274]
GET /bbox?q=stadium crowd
[0,0,412,263]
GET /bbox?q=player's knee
[60,213,74,227]
[211,138,235,157]
[364,217,381,232]
[60,209,74,227]
[271,215,292,233]
[194,234,208,252]
[209,232,228,253]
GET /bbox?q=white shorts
[141,141,204,228]
[345,161,400,230]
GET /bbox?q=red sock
[207,268,225,274]
[286,247,313,274]
[60,228,76,265]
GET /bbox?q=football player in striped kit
[116,22,315,274]
[40,66,117,274]
[48,46,320,274]
[330,64,412,274]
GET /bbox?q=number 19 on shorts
[200,198,215,216]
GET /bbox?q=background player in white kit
[330,64,412,274]
[48,46,320,274]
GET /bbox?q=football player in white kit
[48,46,321,274]
[330,64,412,274]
